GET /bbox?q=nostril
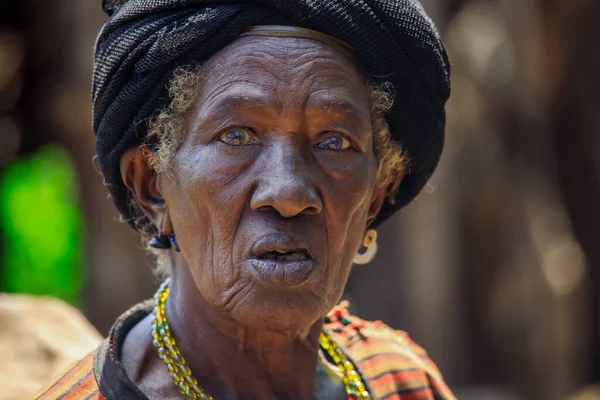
[302,203,321,216]
[303,189,323,215]
[250,186,322,218]
[274,196,321,218]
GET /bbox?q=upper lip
[251,234,312,259]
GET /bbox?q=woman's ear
[366,168,406,228]
[120,147,171,233]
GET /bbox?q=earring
[149,234,172,249]
[169,233,180,252]
[353,229,378,265]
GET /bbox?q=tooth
[285,254,295,261]
[276,255,286,261]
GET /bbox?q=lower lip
[247,258,315,288]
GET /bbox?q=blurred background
[0,1,598,399]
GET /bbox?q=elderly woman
[36,0,452,399]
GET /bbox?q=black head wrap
[93,0,450,229]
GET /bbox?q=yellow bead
[179,363,192,376]
[185,375,198,386]
[192,385,204,395]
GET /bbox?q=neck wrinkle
[164,256,324,400]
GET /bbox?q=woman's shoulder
[33,301,153,400]
[32,348,106,400]
[325,302,456,400]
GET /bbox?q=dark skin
[120,36,400,399]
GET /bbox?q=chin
[228,289,327,334]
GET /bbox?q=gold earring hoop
[354,229,378,265]
[362,229,377,248]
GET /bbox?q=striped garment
[33,302,455,400]
[325,302,455,400]
[34,352,106,400]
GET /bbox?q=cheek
[318,150,377,201]
[164,144,254,293]
[313,152,378,301]
[319,151,378,240]
[173,142,254,223]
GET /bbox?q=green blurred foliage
[0,144,84,304]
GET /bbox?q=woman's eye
[219,128,258,146]
[317,134,352,151]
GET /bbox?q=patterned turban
[93,0,451,229]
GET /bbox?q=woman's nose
[250,146,323,218]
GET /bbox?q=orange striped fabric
[325,302,456,400]
[33,351,105,400]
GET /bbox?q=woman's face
[153,36,387,332]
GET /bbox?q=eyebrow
[202,94,279,118]
[197,91,370,129]
[306,88,370,118]
[309,99,366,116]
[305,95,371,129]
[191,95,277,136]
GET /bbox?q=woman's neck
[162,261,324,400]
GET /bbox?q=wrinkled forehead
[196,35,372,114]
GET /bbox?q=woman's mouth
[247,237,316,288]
[256,249,310,262]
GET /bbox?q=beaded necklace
[151,281,371,400]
